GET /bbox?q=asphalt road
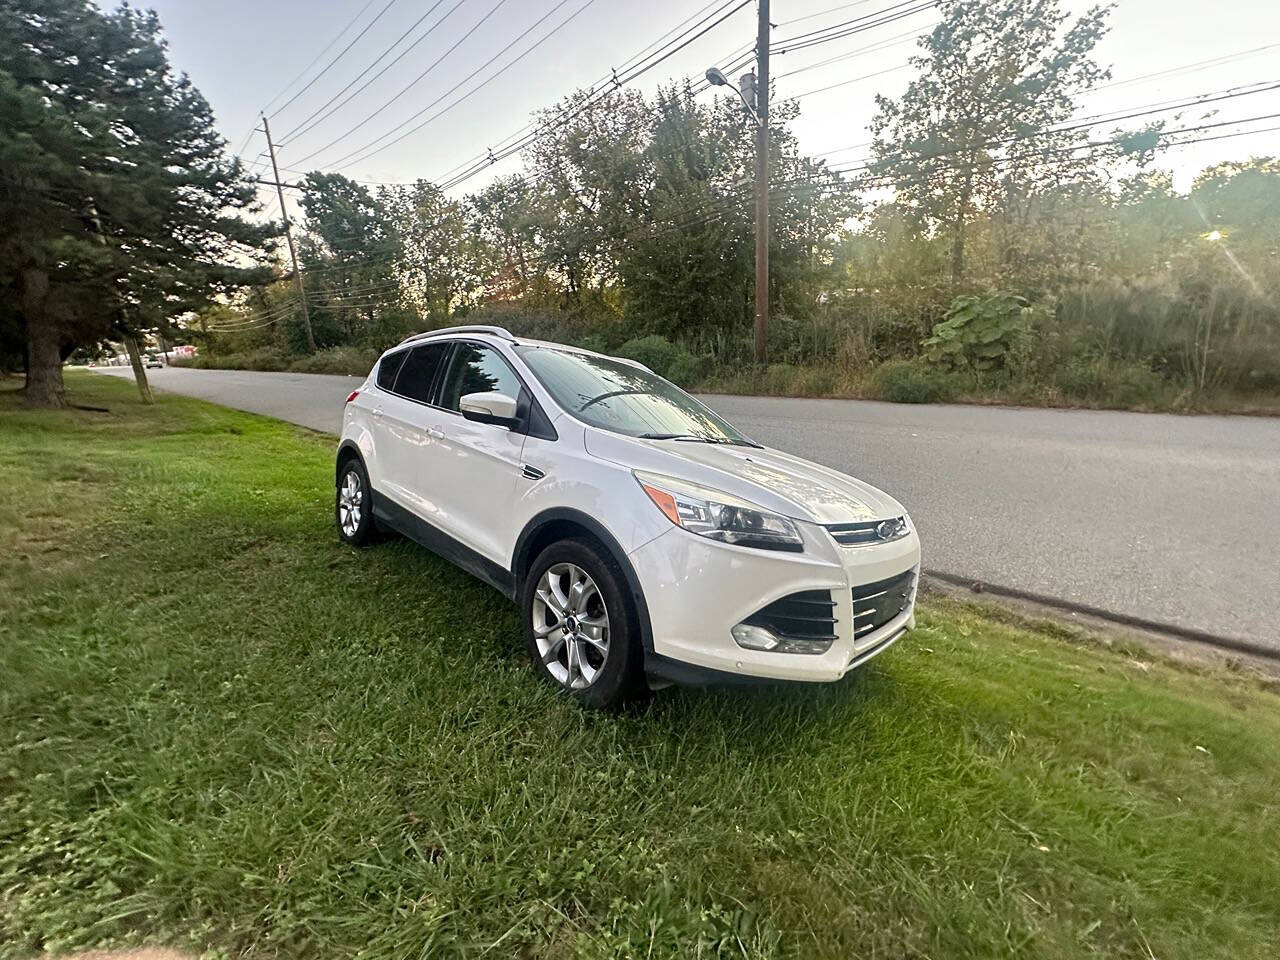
[96,365,1280,651]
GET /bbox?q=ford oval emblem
[876,519,900,540]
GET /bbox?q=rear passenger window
[439,344,523,411]
[376,350,408,391]
[393,342,451,403]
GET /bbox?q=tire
[336,457,377,546]
[521,538,644,710]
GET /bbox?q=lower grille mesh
[744,589,837,642]
[852,569,915,637]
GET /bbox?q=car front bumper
[628,520,920,683]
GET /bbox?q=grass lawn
[2,373,1278,960]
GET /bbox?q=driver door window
[438,344,523,411]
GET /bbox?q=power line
[773,0,936,55]
[428,0,736,184]
[276,0,458,145]
[262,0,380,116]
[777,0,880,28]
[430,0,752,190]
[773,23,935,79]
[229,0,382,160]
[1094,42,1280,93]
[321,0,598,172]
[287,0,518,167]
[786,63,908,100]
[271,0,404,119]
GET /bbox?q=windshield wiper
[579,388,655,411]
[637,433,757,446]
[637,432,711,442]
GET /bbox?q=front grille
[743,590,837,653]
[827,516,908,547]
[851,569,915,638]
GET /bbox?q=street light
[704,66,762,127]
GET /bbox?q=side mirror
[459,391,521,429]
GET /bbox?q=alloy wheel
[532,562,611,690]
[338,469,363,537]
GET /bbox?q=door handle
[426,425,445,439]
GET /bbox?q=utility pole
[262,114,316,352]
[754,0,770,365]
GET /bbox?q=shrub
[194,347,288,372]
[871,359,955,404]
[1054,358,1171,408]
[616,335,704,386]
[923,292,1040,371]
[287,346,380,376]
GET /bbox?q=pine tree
[0,0,273,406]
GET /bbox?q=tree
[298,172,400,349]
[0,0,272,406]
[866,0,1112,284]
[620,87,751,344]
[468,175,546,302]
[382,181,481,323]
[528,88,652,299]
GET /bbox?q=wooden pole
[262,114,316,352]
[753,0,770,365]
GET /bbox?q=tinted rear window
[393,342,450,404]
[376,350,408,391]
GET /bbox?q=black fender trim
[512,508,655,654]
[335,439,365,484]
[373,495,516,599]
[643,652,782,688]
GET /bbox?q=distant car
[335,325,921,708]
[144,355,163,369]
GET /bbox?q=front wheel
[521,538,643,709]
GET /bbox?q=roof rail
[398,324,516,346]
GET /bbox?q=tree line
[4,0,1278,410]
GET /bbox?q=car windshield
[517,346,755,445]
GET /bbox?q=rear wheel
[336,458,376,546]
[521,539,643,709]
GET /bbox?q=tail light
[345,390,360,404]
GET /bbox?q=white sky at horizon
[126,0,1280,222]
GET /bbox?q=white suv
[336,325,920,707]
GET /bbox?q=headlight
[635,471,803,551]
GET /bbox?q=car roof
[382,330,651,373]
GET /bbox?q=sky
[128,0,1280,219]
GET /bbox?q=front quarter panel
[507,419,673,567]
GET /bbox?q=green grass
[2,373,1279,959]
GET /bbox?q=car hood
[583,428,906,525]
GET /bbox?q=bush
[1054,358,1171,408]
[871,359,955,404]
[616,335,704,386]
[923,292,1041,371]
[192,347,288,372]
[287,346,380,376]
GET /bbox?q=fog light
[732,623,779,651]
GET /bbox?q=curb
[923,568,1279,663]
